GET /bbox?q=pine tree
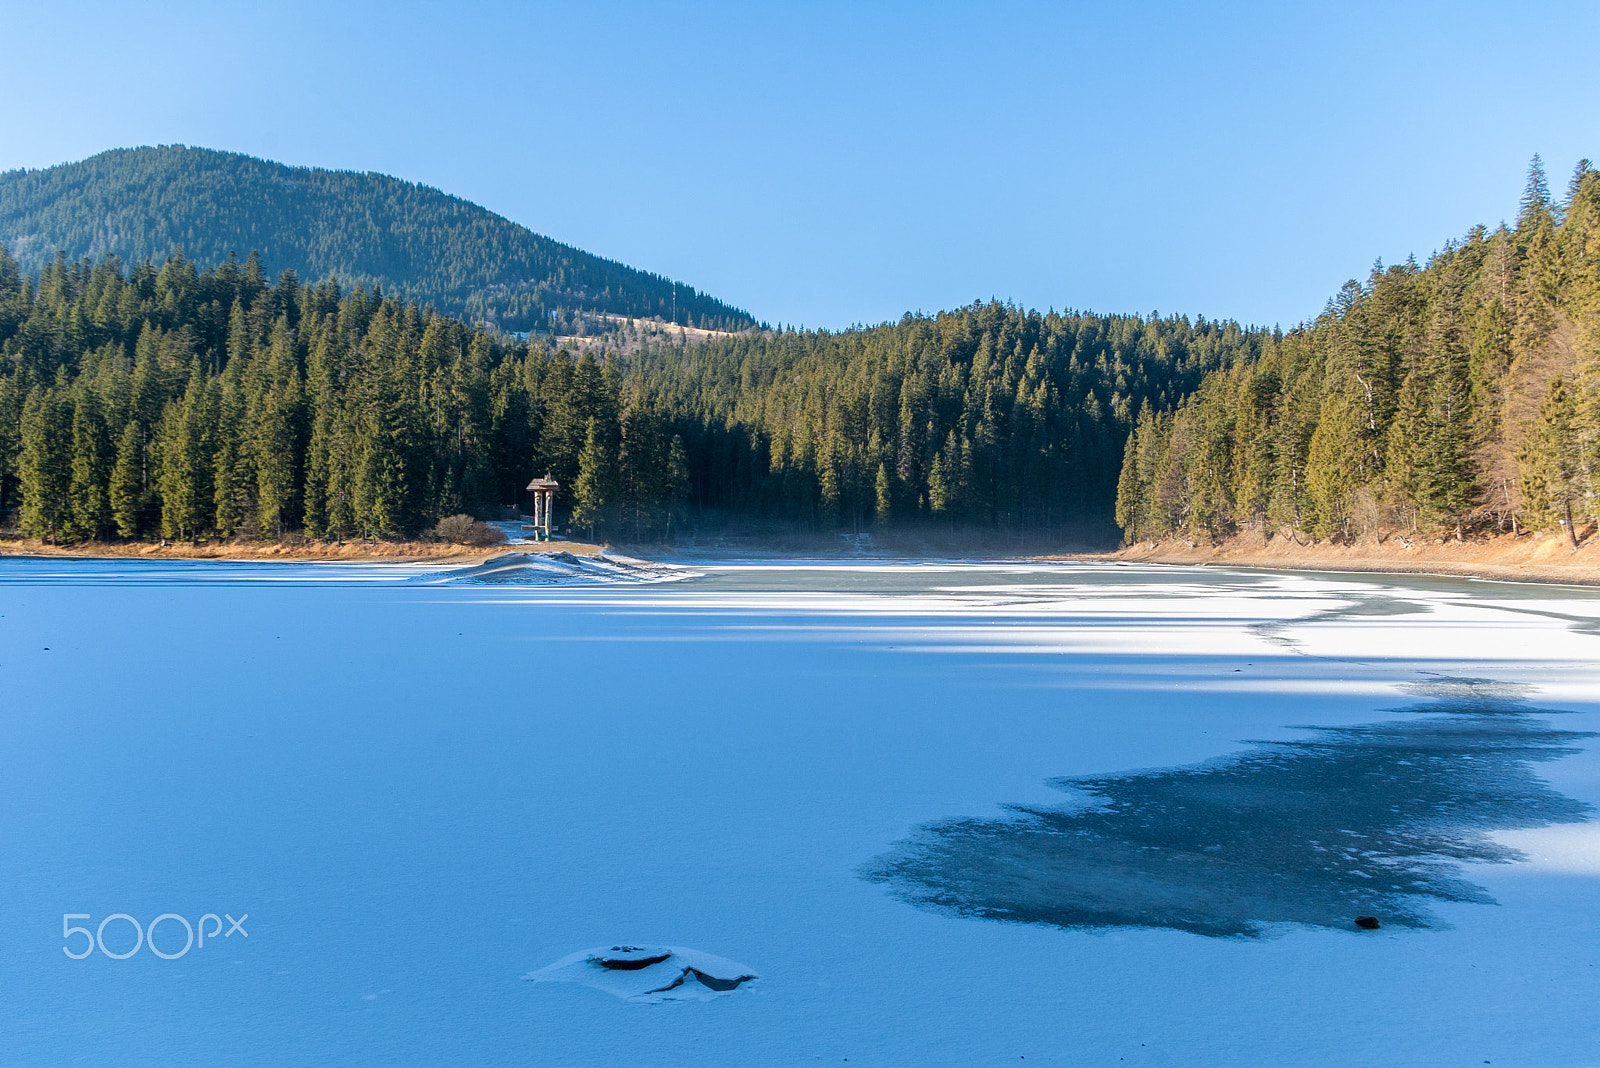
[817,429,842,523]
[67,386,112,539]
[109,421,146,538]
[158,373,216,540]
[572,416,618,539]
[665,433,690,537]
[1385,371,1426,527]
[18,383,73,541]
[302,400,333,537]
[1518,155,1553,231]
[1417,304,1476,535]
[254,317,304,537]
[1304,393,1363,537]
[1518,377,1579,543]
[928,430,961,518]
[212,368,249,536]
[1113,415,1144,540]
[618,396,664,539]
[0,377,21,513]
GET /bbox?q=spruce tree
[1417,308,1476,535]
[1518,377,1578,539]
[665,433,690,537]
[212,366,249,536]
[18,384,72,541]
[1304,394,1363,537]
[67,386,112,540]
[1385,371,1425,527]
[874,462,892,526]
[254,318,304,537]
[572,416,618,539]
[109,421,146,538]
[158,373,217,540]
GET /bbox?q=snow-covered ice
[411,550,692,585]
[1,558,1597,1066]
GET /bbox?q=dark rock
[1354,916,1380,929]
[594,946,673,970]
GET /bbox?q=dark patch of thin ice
[863,677,1594,938]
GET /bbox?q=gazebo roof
[526,476,560,490]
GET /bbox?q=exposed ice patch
[864,676,1596,938]
[523,945,758,1002]
[1250,593,1429,651]
[412,551,692,586]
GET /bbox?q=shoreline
[1069,528,1600,587]
[6,530,1600,589]
[0,537,607,565]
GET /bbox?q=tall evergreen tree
[109,420,147,537]
[572,416,619,538]
[67,385,112,539]
[18,382,72,540]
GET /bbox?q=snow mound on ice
[523,945,758,1002]
[413,551,691,586]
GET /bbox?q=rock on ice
[523,945,758,1002]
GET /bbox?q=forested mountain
[0,242,1258,544]
[1115,157,1600,547]
[0,146,753,335]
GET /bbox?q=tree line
[1115,157,1600,546]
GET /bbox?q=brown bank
[1077,526,1600,586]
[0,536,607,564]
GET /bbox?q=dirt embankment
[0,536,607,563]
[1087,526,1600,585]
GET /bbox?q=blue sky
[2,1,1597,329]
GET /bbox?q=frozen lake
[3,558,1598,1066]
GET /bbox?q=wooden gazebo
[525,475,560,538]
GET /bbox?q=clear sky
[2,1,1597,330]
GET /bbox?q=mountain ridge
[0,145,755,334]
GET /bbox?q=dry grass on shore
[1077,525,1600,586]
[0,535,606,564]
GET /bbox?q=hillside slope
[0,145,753,334]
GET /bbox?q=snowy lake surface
[2,557,1598,1066]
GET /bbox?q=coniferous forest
[0,249,699,543]
[3,154,1596,549]
[1115,158,1600,546]
[0,242,1256,544]
[636,308,1256,532]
